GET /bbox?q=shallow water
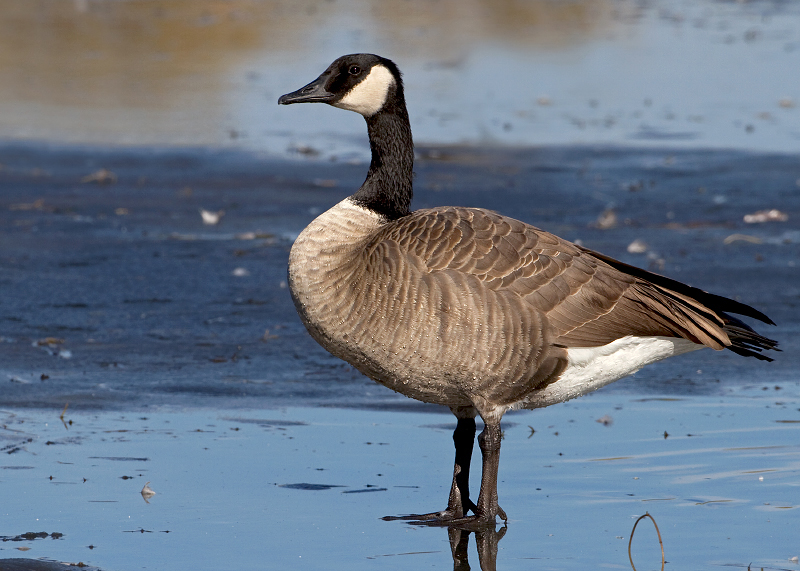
[1,388,798,571]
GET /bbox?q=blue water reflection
[2,390,798,570]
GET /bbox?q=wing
[376,207,776,358]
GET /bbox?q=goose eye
[348,65,361,76]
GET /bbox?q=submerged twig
[628,512,665,571]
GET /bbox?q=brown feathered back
[377,206,777,359]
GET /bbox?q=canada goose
[278,54,778,526]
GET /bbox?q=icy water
[1,393,799,571]
[1,0,800,570]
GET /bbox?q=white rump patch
[333,65,395,117]
[522,336,702,409]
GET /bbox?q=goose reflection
[448,525,507,571]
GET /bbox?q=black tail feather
[721,313,780,362]
[579,246,779,360]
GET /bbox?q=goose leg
[473,423,507,523]
[383,416,477,522]
[421,422,507,528]
[450,416,478,516]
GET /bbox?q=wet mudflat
[0,142,799,570]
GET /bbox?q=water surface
[1,391,798,570]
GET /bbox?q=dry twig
[628,512,665,571]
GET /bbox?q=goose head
[278,54,403,118]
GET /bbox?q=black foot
[410,506,507,529]
[382,501,505,530]
[381,499,476,523]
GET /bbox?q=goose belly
[290,275,557,409]
[289,258,478,406]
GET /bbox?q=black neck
[351,99,414,220]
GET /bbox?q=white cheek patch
[333,65,395,117]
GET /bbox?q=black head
[278,54,404,117]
